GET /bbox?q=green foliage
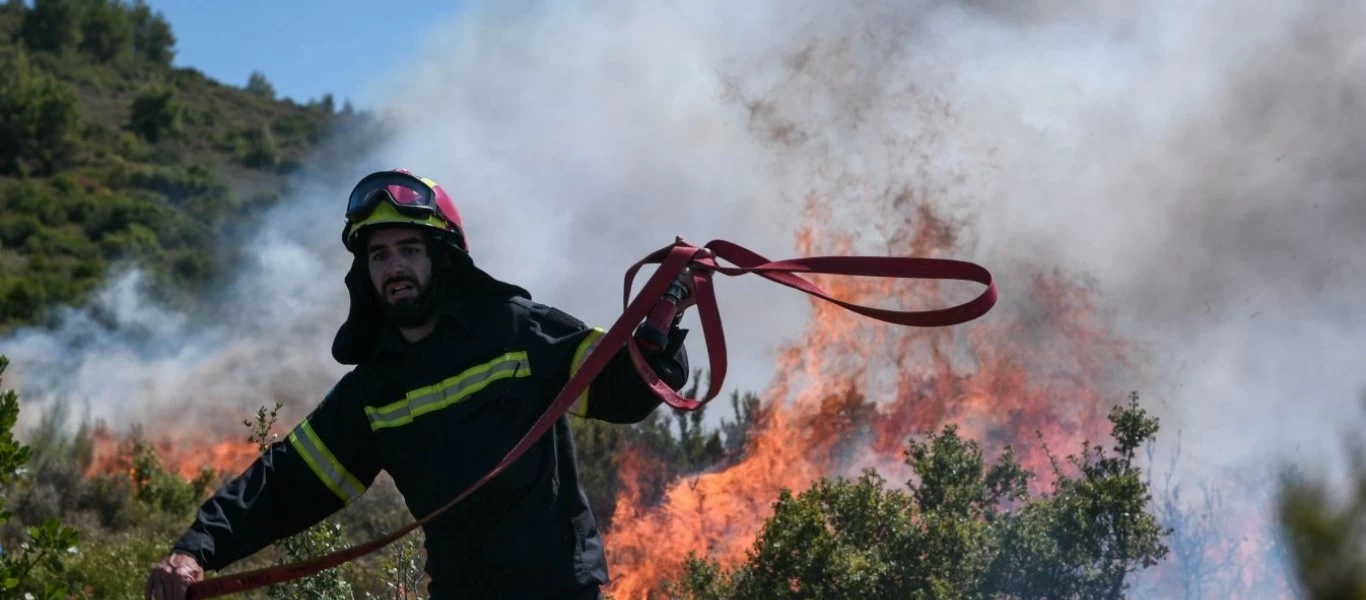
[270,519,355,600]
[0,215,43,248]
[20,0,173,66]
[129,438,216,518]
[127,163,231,214]
[238,123,280,168]
[128,0,175,65]
[127,82,185,142]
[1277,398,1366,599]
[246,70,275,99]
[245,403,356,600]
[20,0,83,53]
[668,393,1171,599]
[0,356,83,598]
[0,48,80,175]
[76,0,133,63]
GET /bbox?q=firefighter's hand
[145,552,203,599]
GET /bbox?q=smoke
[3,0,1363,594]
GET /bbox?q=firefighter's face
[365,227,434,313]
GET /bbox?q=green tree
[129,0,175,65]
[668,393,1171,599]
[0,48,80,175]
[127,82,185,142]
[246,70,275,99]
[239,123,279,168]
[0,355,83,598]
[77,0,134,62]
[1277,396,1366,599]
[20,0,83,53]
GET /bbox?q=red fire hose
[184,236,997,598]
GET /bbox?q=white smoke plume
[3,0,1364,596]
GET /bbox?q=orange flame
[600,200,1127,598]
[85,425,261,481]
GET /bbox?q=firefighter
[143,168,693,599]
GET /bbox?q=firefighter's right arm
[164,372,382,573]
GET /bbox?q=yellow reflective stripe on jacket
[287,420,366,504]
[365,351,532,431]
[568,328,606,418]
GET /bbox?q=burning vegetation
[43,199,1308,599]
[596,203,1145,597]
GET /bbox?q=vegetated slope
[0,0,383,335]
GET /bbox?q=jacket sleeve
[170,371,383,571]
[532,305,690,424]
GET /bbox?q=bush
[129,0,175,65]
[82,191,162,239]
[127,82,185,142]
[24,226,101,259]
[0,214,43,248]
[21,0,83,53]
[128,163,229,208]
[169,249,213,284]
[78,0,134,63]
[668,394,1171,599]
[0,48,81,175]
[4,180,65,226]
[246,70,275,99]
[100,222,161,259]
[239,123,280,168]
[0,355,83,598]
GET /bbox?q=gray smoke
[3,0,1363,595]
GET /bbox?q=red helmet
[342,168,468,254]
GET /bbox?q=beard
[381,275,442,328]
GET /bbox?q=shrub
[99,222,161,259]
[0,214,43,248]
[129,0,175,65]
[239,123,280,168]
[78,0,134,63]
[127,82,185,142]
[0,355,83,598]
[668,394,1171,599]
[246,70,275,99]
[0,48,81,175]
[20,0,83,53]
[128,164,229,208]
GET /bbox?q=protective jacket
[172,269,689,598]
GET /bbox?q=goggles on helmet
[346,171,442,221]
[343,171,462,252]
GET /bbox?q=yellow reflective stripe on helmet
[287,420,366,504]
[344,198,448,242]
[365,352,532,431]
[568,328,606,418]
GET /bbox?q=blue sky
[142,1,462,109]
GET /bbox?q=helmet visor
[346,172,438,221]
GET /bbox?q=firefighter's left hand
[144,552,203,599]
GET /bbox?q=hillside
[0,0,383,335]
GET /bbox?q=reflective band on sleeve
[365,351,532,431]
[568,328,606,418]
[287,420,367,504]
